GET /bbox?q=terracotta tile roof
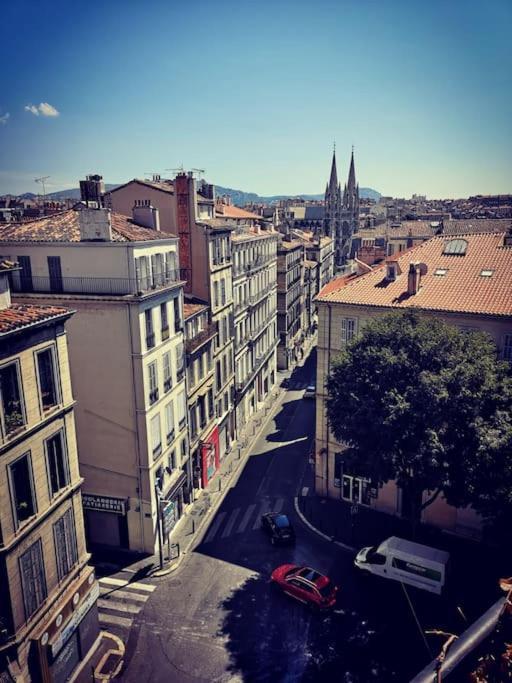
[317,232,512,317]
[110,178,175,195]
[0,303,71,335]
[215,205,262,220]
[317,274,355,298]
[389,219,510,239]
[183,303,208,319]
[0,209,172,243]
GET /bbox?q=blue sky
[1,0,510,197]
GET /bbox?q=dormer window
[434,268,448,276]
[480,269,494,277]
[386,261,400,281]
[443,238,468,256]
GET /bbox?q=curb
[293,495,355,553]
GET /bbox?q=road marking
[98,599,142,615]
[203,511,227,543]
[302,487,309,497]
[273,497,285,513]
[98,577,155,592]
[98,588,149,602]
[237,503,257,533]
[221,508,241,538]
[252,500,272,529]
[98,613,133,629]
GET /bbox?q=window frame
[53,507,78,582]
[45,429,70,499]
[0,359,26,438]
[9,451,37,528]
[19,539,47,620]
[35,345,61,413]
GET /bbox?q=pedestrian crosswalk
[97,575,156,638]
[202,497,285,545]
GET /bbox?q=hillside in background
[18,183,380,205]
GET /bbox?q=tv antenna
[165,165,185,175]
[35,175,50,203]
[191,168,205,179]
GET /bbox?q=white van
[354,536,450,595]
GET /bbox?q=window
[216,361,222,389]
[213,282,219,309]
[46,431,69,496]
[135,256,150,292]
[220,279,226,306]
[168,450,176,473]
[19,540,47,620]
[207,388,214,419]
[480,269,494,278]
[503,334,512,362]
[334,452,343,488]
[148,362,159,405]
[180,437,188,462]
[189,405,197,438]
[0,361,25,435]
[165,402,175,444]
[18,255,33,291]
[173,298,182,333]
[177,391,187,431]
[37,347,59,410]
[176,342,185,381]
[165,252,177,281]
[161,303,169,340]
[198,396,206,428]
[48,256,63,293]
[151,414,162,459]
[163,352,172,392]
[341,318,357,345]
[53,508,78,581]
[10,453,36,525]
[145,309,155,349]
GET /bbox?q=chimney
[132,205,160,231]
[78,208,112,241]
[79,174,105,207]
[407,261,427,295]
[504,226,512,247]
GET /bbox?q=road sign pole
[155,485,164,569]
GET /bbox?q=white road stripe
[221,508,241,538]
[98,588,149,602]
[98,576,155,592]
[237,503,257,533]
[252,500,272,529]
[98,613,133,628]
[98,599,142,614]
[203,511,227,543]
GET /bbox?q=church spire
[347,145,356,192]
[328,146,338,191]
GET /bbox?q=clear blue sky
[1,0,510,198]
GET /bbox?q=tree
[326,310,512,532]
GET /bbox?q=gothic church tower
[323,148,343,261]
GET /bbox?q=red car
[271,564,338,610]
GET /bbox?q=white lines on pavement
[302,487,309,497]
[98,588,149,602]
[97,599,142,615]
[98,613,133,629]
[237,503,257,533]
[203,511,227,543]
[252,500,273,529]
[98,576,156,592]
[221,508,241,538]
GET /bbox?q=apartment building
[0,264,99,682]
[0,207,188,554]
[183,302,218,490]
[276,237,304,370]
[109,174,236,457]
[232,224,278,429]
[315,230,512,538]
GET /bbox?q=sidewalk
[92,374,289,580]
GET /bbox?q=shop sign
[82,494,126,515]
[161,500,177,537]
[50,583,100,658]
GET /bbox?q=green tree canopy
[326,310,512,528]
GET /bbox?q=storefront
[161,470,187,538]
[31,568,100,683]
[82,494,129,549]
[201,425,220,487]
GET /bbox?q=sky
[0,0,511,198]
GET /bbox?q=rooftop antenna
[191,168,205,180]
[35,175,50,206]
[165,165,185,175]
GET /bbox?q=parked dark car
[261,512,295,545]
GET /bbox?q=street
[116,352,487,682]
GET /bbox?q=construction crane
[34,175,50,204]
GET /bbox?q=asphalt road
[120,353,477,683]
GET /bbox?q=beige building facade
[0,266,99,682]
[315,231,512,539]
[277,238,304,370]
[0,207,188,554]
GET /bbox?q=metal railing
[8,270,187,296]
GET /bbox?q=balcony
[164,377,172,393]
[149,388,159,405]
[146,332,155,349]
[8,270,188,296]
[185,323,216,355]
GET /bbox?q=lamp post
[155,484,164,570]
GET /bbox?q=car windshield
[275,515,290,528]
[318,582,333,598]
[366,547,387,565]
[298,568,322,582]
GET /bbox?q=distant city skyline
[1,0,510,198]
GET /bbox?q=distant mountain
[18,182,380,205]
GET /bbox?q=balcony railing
[185,323,216,355]
[178,417,186,431]
[146,332,155,349]
[164,377,172,393]
[166,428,175,445]
[161,327,170,341]
[8,269,188,297]
[149,388,159,405]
